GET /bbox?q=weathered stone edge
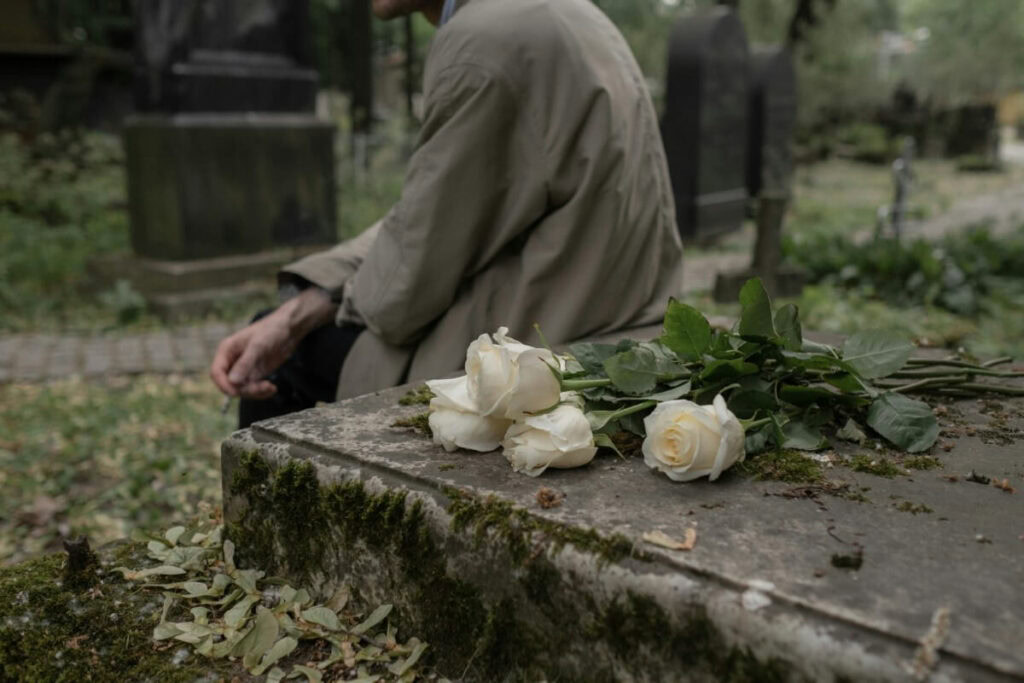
[221,429,1011,682]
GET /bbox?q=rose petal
[426,376,476,413]
[429,408,510,453]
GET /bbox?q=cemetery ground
[2,129,1024,679]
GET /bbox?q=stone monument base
[222,380,1022,681]
[89,245,328,319]
[712,265,806,303]
[124,114,336,262]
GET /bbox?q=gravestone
[661,7,750,244]
[220,342,1024,681]
[745,47,796,199]
[111,0,335,317]
[714,46,803,301]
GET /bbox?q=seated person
[210,0,684,427]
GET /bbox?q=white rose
[502,399,597,477]
[641,394,745,482]
[465,327,561,419]
[426,376,512,452]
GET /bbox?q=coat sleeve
[278,220,383,299]
[347,62,547,346]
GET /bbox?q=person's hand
[210,311,298,400]
[210,287,337,400]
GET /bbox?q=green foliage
[834,123,895,164]
[567,278,959,455]
[901,0,1024,107]
[784,224,1024,317]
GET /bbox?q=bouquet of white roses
[424,278,1022,481]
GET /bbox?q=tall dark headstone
[746,47,796,200]
[116,0,335,316]
[713,45,804,302]
[662,7,750,244]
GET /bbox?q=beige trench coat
[283,0,684,399]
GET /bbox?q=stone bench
[221,368,1023,681]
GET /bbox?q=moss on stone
[445,488,638,565]
[0,543,239,682]
[848,455,902,478]
[225,449,793,681]
[398,385,435,406]
[600,591,791,682]
[738,449,824,483]
[894,501,933,515]
[392,412,432,437]
[903,456,941,470]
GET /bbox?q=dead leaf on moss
[535,487,564,509]
[642,528,697,551]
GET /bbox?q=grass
[0,374,231,566]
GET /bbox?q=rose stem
[561,378,612,390]
[600,400,658,424]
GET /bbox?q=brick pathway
[0,322,236,383]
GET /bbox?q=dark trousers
[238,313,364,429]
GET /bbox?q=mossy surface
[391,412,432,437]
[848,455,902,478]
[600,592,792,682]
[738,449,824,483]
[398,385,435,406]
[0,543,239,682]
[903,455,942,470]
[445,488,639,565]
[226,448,798,681]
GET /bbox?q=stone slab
[222,381,1024,681]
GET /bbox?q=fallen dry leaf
[66,635,88,650]
[535,487,564,509]
[991,478,1016,493]
[642,528,697,551]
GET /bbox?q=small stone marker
[888,136,915,240]
[662,7,750,244]
[222,374,1024,681]
[713,46,803,302]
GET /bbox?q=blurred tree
[901,0,1024,106]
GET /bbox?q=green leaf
[235,606,280,669]
[352,604,393,636]
[153,623,182,641]
[593,433,624,458]
[727,390,778,419]
[661,298,712,358]
[164,526,187,546]
[252,636,299,676]
[603,343,683,395]
[291,664,325,682]
[779,384,840,407]
[823,372,862,393]
[301,606,341,631]
[842,330,915,379]
[568,341,631,375]
[744,427,771,454]
[698,359,758,384]
[183,581,208,596]
[224,595,260,629]
[266,668,287,683]
[782,420,828,450]
[836,419,867,444]
[738,278,776,338]
[773,303,802,350]
[867,393,939,452]
[389,640,428,677]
